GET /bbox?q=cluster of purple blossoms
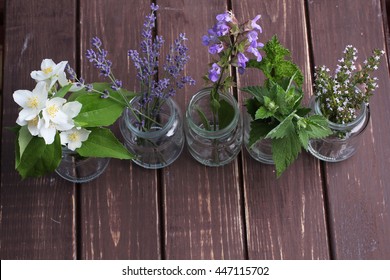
[86,37,122,95]
[202,11,264,82]
[128,4,194,117]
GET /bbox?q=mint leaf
[248,120,276,147]
[76,127,133,159]
[245,98,261,119]
[242,85,268,102]
[266,112,295,139]
[255,107,273,119]
[272,131,302,177]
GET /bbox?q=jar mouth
[312,97,370,132]
[122,96,179,139]
[186,87,240,138]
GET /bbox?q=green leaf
[76,127,134,159]
[245,98,261,119]
[255,107,273,119]
[272,130,302,178]
[74,93,125,127]
[218,99,235,129]
[248,119,276,147]
[242,85,267,102]
[54,84,72,98]
[266,112,296,139]
[195,105,211,131]
[16,133,62,179]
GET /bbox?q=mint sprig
[243,36,331,177]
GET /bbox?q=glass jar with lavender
[120,96,184,169]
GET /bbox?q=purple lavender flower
[127,5,194,130]
[85,84,93,92]
[209,63,221,82]
[91,36,102,48]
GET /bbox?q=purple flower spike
[150,3,159,11]
[91,37,102,48]
[251,15,262,32]
[209,42,224,54]
[216,12,232,23]
[209,63,221,82]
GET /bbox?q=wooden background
[1,0,389,259]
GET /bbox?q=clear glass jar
[243,110,274,164]
[185,88,242,166]
[55,147,110,183]
[308,97,370,162]
[120,96,184,169]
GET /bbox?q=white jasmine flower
[40,99,82,144]
[60,127,91,151]
[13,81,48,123]
[30,59,68,91]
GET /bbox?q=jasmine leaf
[76,127,133,159]
[73,93,125,127]
[54,84,72,98]
[16,133,62,179]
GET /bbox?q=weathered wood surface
[308,0,390,259]
[78,0,161,259]
[157,0,246,260]
[234,0,330,259]
[1,0,390,260]
[0,0,77,259]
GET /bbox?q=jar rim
[186,87,240,138]
[122,96,179,139]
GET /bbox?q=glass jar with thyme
[309,45,384,162]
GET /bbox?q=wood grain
[157,0,246,259]
[0,0,77,259]
[78,0,161,259]
[233,0,330,259]
[308,0,390,259]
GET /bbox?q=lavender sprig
[128,4,194,130]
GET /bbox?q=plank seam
[303,0,335,260]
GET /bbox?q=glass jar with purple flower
[184,11,264,166]
[119,4,194,168]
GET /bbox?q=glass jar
[120,96,184,169]
[308,97,370,162]
[185,88,242,167]
[55,148,110,183]
[243,110,274,164]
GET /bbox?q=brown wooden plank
[157,0,246,259]
[79,0,161,259]
[0,0,77,259]
[308,0,390,259]
[233,0,330,259]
